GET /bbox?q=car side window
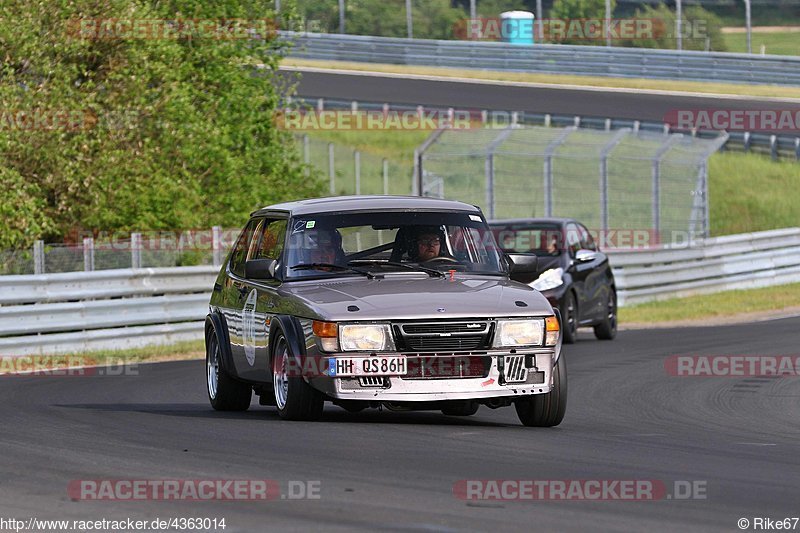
[579,224,597,251]
[251,219,288,262]
[566,223,581,257]
[229,219,261,278]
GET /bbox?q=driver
[410,226,445,262]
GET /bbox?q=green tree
[0,0,321,249]
[621,4,727,51]
[548,0,615,44]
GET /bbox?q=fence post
[83,237,95,272]
[543,127,577,217]
[651,135,681,242]
[412,149,420,196]
[328,142,335,195]
[212,226,222,266]
[303,134,310,176]
[599,128,630,233]
[383,158,389,195]
[485,153,495,219]
[354,150,361,195]
[131,232,142,269]
[34,240,44,274]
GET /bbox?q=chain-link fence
[296,134,415,196]
[0,229,239,276]
[418,125,728,244]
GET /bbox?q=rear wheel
[515,354,567,427]
[206,329,251,411]
[593,289,617,340]
[441,400,479,416]
[561,291,578,344]
[272,333,324,421]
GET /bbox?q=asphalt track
[2,317,799,532]
[287,69,800,125]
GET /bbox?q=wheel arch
[205,312,235,375]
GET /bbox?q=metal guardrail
[0,266,217,355]
[2,229,799,354]
[610,228,800,305]
[285,32,800,86]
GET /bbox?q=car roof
[489,217,574,226]
[251,195,482,217]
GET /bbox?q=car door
[223,218,265,379]
[565,222,592,324]
[577,223,608,322]
[239,217,288,382]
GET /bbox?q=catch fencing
[417,124,728,243]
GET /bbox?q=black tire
[206,328,252,411]
[514,353,567,427]
[272,333,324,421]
[561,291,578,344]
[593,289,617,340]
[441,400,479,416]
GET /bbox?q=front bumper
[308,350,555,402]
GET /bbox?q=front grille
[503,355,528,383]
[358,376,388,388]
[403,355,489,380]
[394,321,492,353]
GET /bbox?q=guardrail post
[605,118,611,131]
[413,149,420,196]
[795,138,800,161]
[83,237,95,272]
[328,142,335,195]
[574,116,581,128]
[131,232,142,269]
[33,240,44,274]
[770,135,778,160]
[743,132,751,152]
[212,226,222,267]
[317,98,324,112]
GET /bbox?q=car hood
[278,274,554,321]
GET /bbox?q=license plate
[330,356,407,377]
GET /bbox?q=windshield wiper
[348,260,445,278]
[290,263,377,279]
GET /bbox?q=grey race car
[205,196,566,426]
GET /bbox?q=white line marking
[281,65,800,104]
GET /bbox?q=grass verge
[723,31,800,56]
[620,283,800,323]
[284,58,800,100]
[0,340,204,374]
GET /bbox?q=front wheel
[206,329,251,411]
[593,289,617,340]
[272,333,324,421]
[514,354,567,427]
[561,291,578,344]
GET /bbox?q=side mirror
[574,249,598,263]
[245,258,277,280]
[506,253,538,284]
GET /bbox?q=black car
[205,196,567,426]
[489,218,616,343]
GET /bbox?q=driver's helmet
[408,225,446,262]
[288,227,344,266]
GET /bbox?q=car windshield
[284,211,506,279]
[491,223,564,257]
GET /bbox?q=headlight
[530,267,564,291]
[339,324,395,352]
[493,319,544,348]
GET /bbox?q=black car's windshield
[491,224,564,257]
[283,211,506,279]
